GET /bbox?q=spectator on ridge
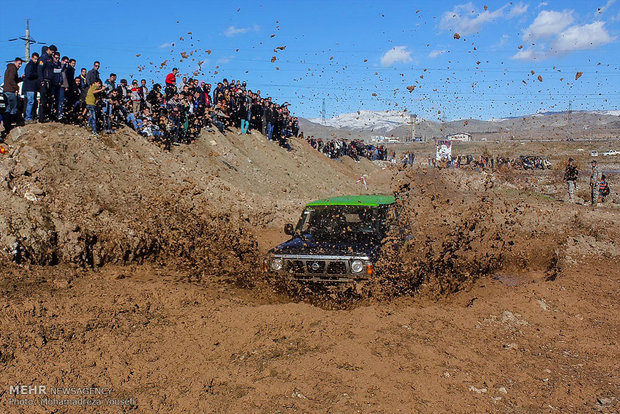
[23,52,39,123]
[2,57,24,135]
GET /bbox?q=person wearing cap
[564,157,579,202]
[2,57,24,134]
[38,45,56,122]
[589,160,602,206]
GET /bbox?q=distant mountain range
[299,110,620,141]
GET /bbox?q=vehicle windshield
[296,205,387,242]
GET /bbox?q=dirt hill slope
[0,124,387,268]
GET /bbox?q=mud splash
[370,168,566,298]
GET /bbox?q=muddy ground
[0,124,618,413]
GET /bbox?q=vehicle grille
[285,260,305,273]
[284,259,348,275]
[306,261,326,273]
[327,262,347,274]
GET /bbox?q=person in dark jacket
[2,57,24,134]
[50,52,62,121]
[64,59,77,116]
[37,45,56,122]
[85,61,101,86]
[564,157,579,201]
[55,54,69,119]
[23,53,39,122]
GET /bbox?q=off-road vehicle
[265,195,395,283]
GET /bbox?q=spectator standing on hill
[564,158,579,202]
[50,52,63,121]
[598,175,610,203]
[130,80,141,114]
[104,73,117,94]
[165,68,178,100]
[79,68,88,89]
[116,78,129,100]
[86,61,101,86]
[2,57,24,135]
[58,56,70,119]
[146,84,163,113]
[38,45,56,122]
[139,79,148,110]
[64,59,77,114]
[85,79,104,136]
[590,160,602,206]
[23,53,39,123]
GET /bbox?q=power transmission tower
[7,19,45,61]
[321,98,326,125]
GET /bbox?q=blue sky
[1,0,618,121]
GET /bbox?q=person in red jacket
[164,68,178,100]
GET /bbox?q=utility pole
[8,19,44,61]
[321,98,326,125]
[567,100,572,138]
[25,19,31,61]
[410,114,417,142]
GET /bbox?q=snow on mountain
[308,110,415,131]
[591,110,620,116]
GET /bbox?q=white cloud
[439,2,528,35]
[223,24,260,37]
[514,19,616,60]
[537,2,549,8]
[498,34,510,46]
[440,3,506,35]
[522,10,574,40]
[159,42,172,48]
[512,48,547,60]
[380,46,413,66]
[217,56,233,64]
[551,21,615,51]
[429,49,449,58]
[508,2,529,18]
[595,0,616,16]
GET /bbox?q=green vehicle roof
[306,195,396,207]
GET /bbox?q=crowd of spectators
[306,137,392,162]
[305,137,416,165]
[429,154,551,170]
[1,45,299,151]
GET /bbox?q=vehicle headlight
[351,260,364,273]
[270,257,283,271]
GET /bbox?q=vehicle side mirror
[284,223,295,235]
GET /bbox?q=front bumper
[265,254,373,283]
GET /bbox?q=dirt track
[0,124,618,413]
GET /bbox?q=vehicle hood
[270,235,382,257]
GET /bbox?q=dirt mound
[0,124,385,270]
